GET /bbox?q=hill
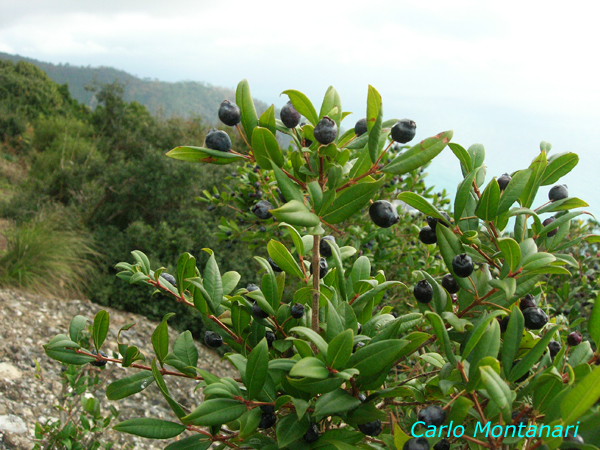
[0,52,270,121]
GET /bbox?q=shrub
[45,80,600,449]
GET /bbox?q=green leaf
[282,89,319,126]
[518,151,547,208]
[270,200,321,228]
[172,331,198,370]
[541,152,579,185]
[383,130,453,175]
[475,179,500,221]
[561,364,600,424]
[69,315,88,343]
[449,142,473,175]
[497,237,521,273]
[501,307,524,377]
[366,85,383,163]
[536,197,589,214]
[509,326,558,382]
[151,359,186,419]
[424,311,457,365]
[589,293,600,348]
[521,252,556,271]
[497,169,532,215]
[279,223,304,256]
[106,372,155,400]
[165,146,242,164]
[397,192,448,223]
[43,336,95,365]
[203,251,224,314]
[113,418,186,439]
[289,357,330,379]
[152,313,174,365]
[258,104,277,137]
[236,79,258,143]
[272,164,305,204]
[164,436,211,450]
[177,252,196,296]
[327,329,353,370]
[319,86,342,127]
[290,327,328,357]
[454,167,482,223]
[276,414,310,448]
[221,271,241,296]
[321,179,384,224]
[267,240,303,279]
[183,399,247,426]
[313,388,361,420]
[351,340,408,383]
[246,338,269,400]
[131,250,150,275]
[462,311,505,360]
[479,366,512,423]
[252,126,284,168]
[92,310,109,351]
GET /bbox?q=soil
[0,289,235,449]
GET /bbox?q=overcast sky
[2,0,599,216]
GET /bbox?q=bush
[44,80,600,450]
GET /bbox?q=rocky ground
[0,289,234,449]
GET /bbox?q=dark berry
[549,184,568,202]
[204,331,223,348]
[441,274,459,294]
[265,331,276,348]
[426,213,451,231]
[511,410,527,427]
[259,226,266,232]
[403,437,430,450]
[369,200,400,228]
[314,116,337,145]
[207,204,216,212]
[512,359,530,383]
[90,349,108,367]
[418,405,446,427]
[205,129,231,152]
[391,310,399,318]
[258,413,277,429]
[567,331,582,346]
[498,173,511,191]
[543,217,557,237]
[391,119,417,144]
[260,404,275,414]
[413,280,434,304]
[522,307,548,330]
[354,118,368,136]
[452,254,474,278]
[320,235,335,258]
[358,393,367,402]
[310,257,328,279]
[251,200,273,220]
[280,101,301,128]
[246,284,259,293]
[353,341,365,353]
[304,422,320,443]
[419,226,437,245]
[519,294,537,311]
[268,257,283,273]
[357,323,362,335]
[433,439,449,450]
[252,303,269,319]
[548,340,561,358]
[160,272,176,287]
[565,429,585,444]
[499,315,510,333]
[358,419,382,437]
[290,303,305,319]
[218,100,241,126]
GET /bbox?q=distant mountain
[0,52,270,122]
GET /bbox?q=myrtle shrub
[45,80,600,450]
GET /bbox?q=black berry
[426,213,451,231]
[258,413,277,429]
[358,393,367,402]
[246,284,259,293]
[320,235,335,258]
[522,307,548,330]
[391,119,416,144]
[419,226,437,245]
[314,116,337,145]
[160,272,176,287]
[268,257,283,273]
[452,254,474,278]
[512,411,527,427]
[310,257,328,279]
[252,200,273,220]
[265,331,276,348]
[548,184,568,202]
[280,101,301,128]
[548,340,561,358]
[418,405,446,427]
[353,341,365,353]
[403,437,430,450]
[252,303,269,319]
[433,439,449,450]
[260,405,275,414]
[512,359,530,383]
[354,118,368,136]
[357,323,362,335]
[519,294,536,311]
[567,331,582,346]
[499,315,510,333]
[205,129,231,152]
[304,422,320,443]
[498,173,511,191]
[358,419,382,437]
[413,280,433,304]
[369,200,400,228]
[441,274,459,294]
[290,303,305,319]
[218,100,241,126]
[543,217,557,237]
[90,349,108,367]
[204,331,223,348]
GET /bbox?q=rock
[0,414,27,433]
[0,364,21,382]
